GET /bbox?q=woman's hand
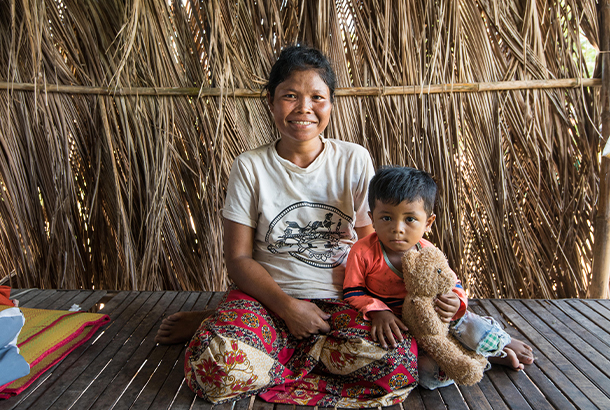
[369,310,408,349]
[280,298,331,339]
[434,292,460,322]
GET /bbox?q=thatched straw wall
[0,0,604,297]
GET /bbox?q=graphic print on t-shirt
[266,202,354,268]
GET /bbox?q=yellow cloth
[0,305,109,398]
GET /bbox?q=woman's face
[267,69,332,144]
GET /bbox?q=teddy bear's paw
[437,354,486,386]
[446,360,485,385]
[454,369,484,386]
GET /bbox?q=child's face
[368,199,436,255]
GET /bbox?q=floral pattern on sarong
[241,312,259,328]
[186,337,268,402]
[354,312,368,326]
[261,325,272,344]
[185,289,418,408]
[218,310,237,322]
[333,313,351,329]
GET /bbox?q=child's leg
[450,311,510,356]
[419,311,505,390]
[450,311,533,370]
[489,339,534,370]
[419,311,534,390]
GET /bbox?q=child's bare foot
[154,310,214,345]
[490,338,534,370]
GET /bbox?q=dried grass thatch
[0,0,605,297]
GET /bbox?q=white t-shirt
[222,137,375,298]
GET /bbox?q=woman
[175,45,418,407]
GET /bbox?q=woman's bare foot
[154,310,214,345]
[490,338,534,370]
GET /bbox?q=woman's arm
[355,224,374,239]
[224,218,331,338]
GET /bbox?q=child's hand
[434,292,460,322]
[368,310,408,349]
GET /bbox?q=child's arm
[435,281,468,323]
[344,244,407,348]
[343,246,393,319]
[369,310,408,349]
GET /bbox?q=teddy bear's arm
[410,297,446,336]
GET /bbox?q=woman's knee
[185,334,273,402]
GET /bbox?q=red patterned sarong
[185,289,418,408]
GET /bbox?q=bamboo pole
[0,78,602,97]
[588,0,610,299]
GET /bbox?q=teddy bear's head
[402,246,456,297]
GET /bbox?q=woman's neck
[276,136,324,168]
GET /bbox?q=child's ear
[368,211,373,223]
[425,213,436,232]
[267,92,274,111]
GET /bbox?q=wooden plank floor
[1,290,610,409]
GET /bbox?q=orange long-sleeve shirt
[343,233,467,320]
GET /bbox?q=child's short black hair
[368,166,437,216]
[265,45,336,102]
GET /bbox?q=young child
[343,166,534,389]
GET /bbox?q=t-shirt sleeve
[354,149,375,228]
[452,280,468,320]
[222,157,259,228]
[343,244,391,320]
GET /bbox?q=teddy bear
[401,246,488,386]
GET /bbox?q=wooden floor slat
[70,292,179,410]
[78,290,109,312]
[105,292,194,410]
[55,290,94,310]
[42,290,83,310]
[545,301,610,362]
[419,388,447,409]
[401,389,426,410]
[489,300,609,409]
[9,288,40,305]
[41,292,159,410]
[485,367,532,409]
[477,300,593,410]
[458,384,494,410]
[168,382,200,410]
[129,293,201,410]
[506,300,610,399]
[475,374,510,410]
[565,299,610,332]
[527,301,610,377]
[437,384,469,410]
[2,292,610,409]
[582,300,610,319]
[22,289,58,308]
[550,300,610,352]
[506,370,555,410]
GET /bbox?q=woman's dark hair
[265,45,336,102]
[368,166,437,216]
